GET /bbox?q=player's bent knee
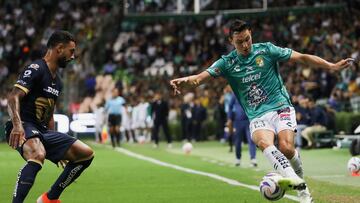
[23,149,46,163]
[278,143,295,158]
[28,151,46,163]
[76,145,94,163]
[82,145,94,158]
[256,139,272,151]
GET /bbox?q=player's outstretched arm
[170,71,211,95]
[289,50,354,71]
[7,88,27,148]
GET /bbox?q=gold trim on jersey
[35,97,55,124]
[14,84,29,94]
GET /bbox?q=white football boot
[298,187,314,203]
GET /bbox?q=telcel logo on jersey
[44,86,59,96]
[242,72,261,83]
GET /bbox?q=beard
[58,56,70,68]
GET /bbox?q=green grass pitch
[1,141,360,203]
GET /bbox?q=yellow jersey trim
[14,84,29,94]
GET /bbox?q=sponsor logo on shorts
[279,113,290,121]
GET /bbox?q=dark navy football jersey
[15,59,62,130]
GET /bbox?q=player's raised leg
[13,138,45,203]
[252,129,306,191]
[37,140,94,202]
[278,130,313,202]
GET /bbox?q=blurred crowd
[125,0,345,13]
[0,0,113,94]
[104,8,360,112]
[0,1,360,146]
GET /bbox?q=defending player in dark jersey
[5,31,94,203]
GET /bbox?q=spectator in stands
[324,104,336,132]
[0,60,9,83]
[328,88,343,112]
[85,73,96,97]
[348,74,360,97]
[294,96,312,149]
[103,59,116,75]
[199,89,210,108]
[213,95,227,141]
[301,98,328,148]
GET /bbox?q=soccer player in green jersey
[170,19,353,203]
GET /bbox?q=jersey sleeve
[206,58,226,78]
[15,63,42,94]
[267,42,292,62]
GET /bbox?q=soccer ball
[137,136,146,144]
[182,142,193,154]
[259,172,285,201]
[347,157,360,174]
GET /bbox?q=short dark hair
[229,19,251,37]
[47,30,76,48]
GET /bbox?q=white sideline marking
[110,146,299,202]
[312,174,345,178]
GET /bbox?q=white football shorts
[249,107,297,136]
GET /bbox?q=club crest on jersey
[29,64,40,70]
[255,56,264,67]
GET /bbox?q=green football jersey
[207,42,293,120]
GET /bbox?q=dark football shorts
[108,114,121,127]
[5,121,77,164]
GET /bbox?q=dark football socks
[47,156,94,200]
[13,160,42,203]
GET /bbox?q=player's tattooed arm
[289,50,353,71]
[170,71,211,95]
[7,88,27,148]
